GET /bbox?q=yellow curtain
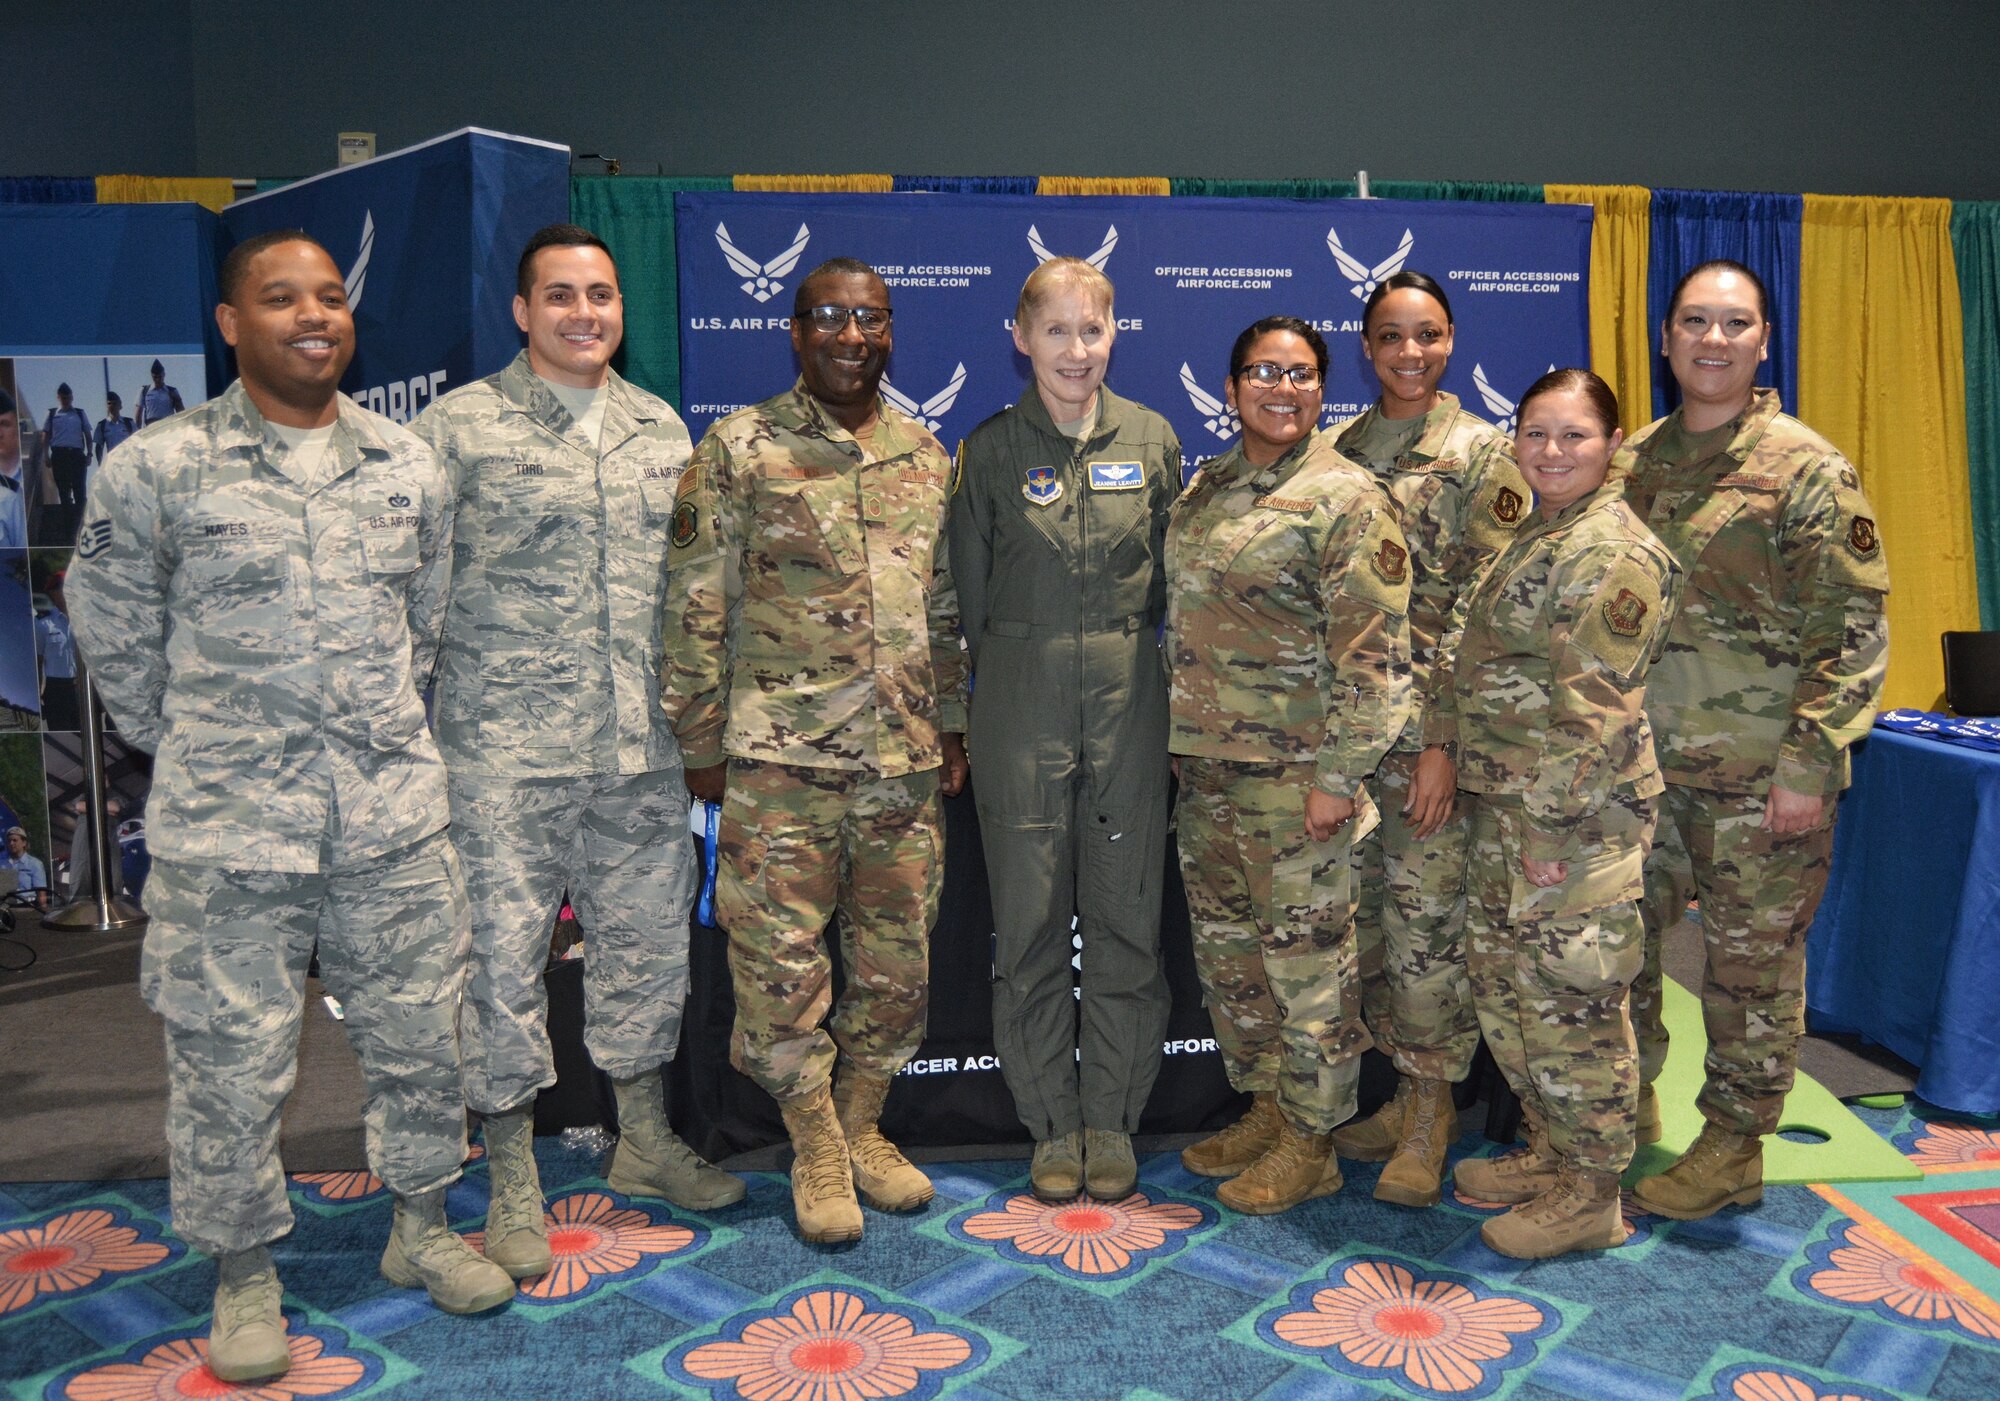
[1799,194,1981,710]
[1546,184,1653,435]
[1035,176,1170,197]
[95,175,235,212]
[733,174,893,193]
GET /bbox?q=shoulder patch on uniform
[1490,485,1525,528]
[1846,515,1879,559]
[1022,466,1062,506]
[76,518,113,560]
[675,463,702,500]
[1371,537,1409,583]
[1602,587,1648,637]
[671,500,699,549]
[1572,558,1665,679]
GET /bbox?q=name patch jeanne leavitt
[1087,461,1144,491]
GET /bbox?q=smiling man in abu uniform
[66,229,513,1385]
[415,224,743,1286]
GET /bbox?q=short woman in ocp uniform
[1167,316,1413,1215]
[1451,369,1681,1259]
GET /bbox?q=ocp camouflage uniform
[414,353,698,1115]
[661,382,968,1102]
[949,385,1179,1140]
[1455,480,1681,1173]
[65,383,467,1256]
[1333,393,1528,1081]
[1618,388,1889,1138]
[1166,431,1412,1132]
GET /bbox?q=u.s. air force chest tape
[1339,508,1413,616]
[1572,555,1667,679]
[1088,460,1145,491]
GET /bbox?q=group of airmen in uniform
[62,220,1885,1383]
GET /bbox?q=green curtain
[1169,178,1358,198]
[1369,180,1542,203]
[570,175,732,406]
[1951,200,2000,628]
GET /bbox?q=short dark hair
[1517,367,1621,436]
[220,229,327,304]
[1229,315,1329,380]
[1667,258,1770,323]
[516,223,615,299]
[105,392,121,410]
[1362,270,1454,335]
[793,257,883,317]
[0,388,14,417]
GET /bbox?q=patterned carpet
[5,1106,2000,1400]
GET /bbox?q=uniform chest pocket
[1669,493,1775,613]
[1215,514,1302,586]
[476,455,591,549]
[178,515,292,611]
[872,464,945,552]
[753,474,848,594]
[636,471,679,523]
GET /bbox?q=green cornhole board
[1619,978,1919,1186]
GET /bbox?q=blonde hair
[1016,257,1114,328]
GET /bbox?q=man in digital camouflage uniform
[67,231,511,1385]
[1621,260,1889,1220]
[662,258,968,1243]
[415,224,742,1282]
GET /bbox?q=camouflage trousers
[1353,747,1478,1082]
[141,831,470,1257]
[1634,782,1836,1137]
[1464,787,1655,1173]
[448,767,697,1115]
[1174,757,1369,1134]
[718,758,941,1103]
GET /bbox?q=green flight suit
[948,385,1179,1139]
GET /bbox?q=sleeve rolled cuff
[936,701,969,734]
[1772,748,1843,799]
[1520,822,1573,864]
[1312,765,1362,800]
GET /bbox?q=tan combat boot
[1083,1129,1138,1201]
[780,1083,864,1243]
[1216,1120,1343,1215]
[1635,1082,1663,1145]
[1452,1111,1559,1204]
[607,1072,746,1210]
[208,1246,289,1383]
[1374,1077,1456,1208]
[1480,1160,1628,1259]
[1030,1131,1084,1202]
[380,1190,516,1313]
[479,1108,551,1279]
[1181,1092,1283,1178]
[1328,1078,1411,1163]
[832,1069,934,1211]
[1632,1122,1763,1219]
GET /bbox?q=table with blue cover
[1807,720,2000,1114]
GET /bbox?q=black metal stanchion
[45,660,146,932]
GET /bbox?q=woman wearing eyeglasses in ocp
[1165,315,1413,1216]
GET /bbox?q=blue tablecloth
[1807,726,2000,1114]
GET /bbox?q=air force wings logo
[1473,362,1555,435]
[1326,226,1413,300]
[1180,363,1239,440]
[345,210,375,311]
[716,222,810,303]
[881,363,967,432]
[1028,224,1118,270]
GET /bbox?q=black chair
[1942,631,2000,716]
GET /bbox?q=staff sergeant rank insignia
[1088,461,1143,491]
[1371,537,1409,584]
[1022,465,1063,506]
[1846,515,1879,558]
[1490,485,1524,526]
[1603,586,1647,637]
[671,500,699,549]
[76,518,112,559]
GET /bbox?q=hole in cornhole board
[1775,1124,1833,1145]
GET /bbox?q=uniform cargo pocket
[474,644,581,748]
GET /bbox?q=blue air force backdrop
[676,193,1594,469]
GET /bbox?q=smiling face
[1012,283,1113,423]
[1663,267,1769,430]
[215,239,354,428]
[791,270,893,426]
[1226,329,1324,466]
[1363,287,1454,421]
[1514,385,1623,515]
[514,244,624,389]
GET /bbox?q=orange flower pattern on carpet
[466,1190,695,1300]
[0,1209,171,1315]
[289,1172,384,1205]
[59,1332,368,1400]
[956,1191,1207,1278]
[677,1288,976,1401]
[1800,1221,2000,1340]
[1905,1121,2000,1172]
[1265,1258,1551,1397]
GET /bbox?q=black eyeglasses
[800,305,893,336]
[1237,362,1322,389]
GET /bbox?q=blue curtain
[892,175,1036,194]
[1647,188,1803,420]
[0,177,95,204]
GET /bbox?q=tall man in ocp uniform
[663,258,969,1244]
[66,230,512,1385]
[415,224,743,1285]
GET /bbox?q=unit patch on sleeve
[1846,515,1879,558]
[671,501,699,548]
[1603,587,1648,637]
[1490,485,1525,528]
[1372,538,1409,584]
